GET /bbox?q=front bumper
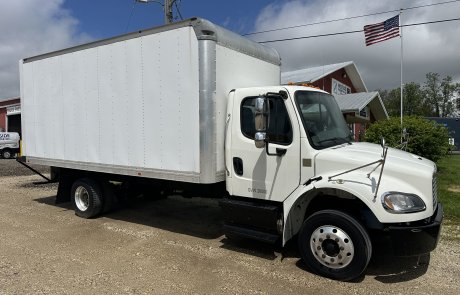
[372,203,443,256]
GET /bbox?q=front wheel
[298,210,372,281]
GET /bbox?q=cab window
[241,96,292,145]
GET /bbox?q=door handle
[233,157,243,176]
[275,148,287,156]
[265,143,287,157]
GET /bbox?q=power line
[258,17,460,44]
[245,0,460,36]
[175,0,183,20]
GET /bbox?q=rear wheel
[71,178,103,218]
[298,210,372,281]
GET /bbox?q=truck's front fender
[282,177,378,245]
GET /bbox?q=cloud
[0,0,91,98]
[251,0,460,90]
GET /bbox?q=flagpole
[400,10,404,133]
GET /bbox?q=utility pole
[164,0,174,24]
[136,0,177,24]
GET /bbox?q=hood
[315,142,435,172]
[314,142,435,190]
[313,142,437,222]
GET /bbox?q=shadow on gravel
[366,253,430,283]
[35,194,224,240]
[105,196,302,262]
[219,235,299,261]
[35,195,72,210]
[293,253,429,283]
[33,193,431,283]
[102,196,223,240]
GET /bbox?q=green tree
[456,83,460,116]
[379,83,424,116]
[364,116,450,162]
[403,82,424,115]
[379,88,400,117]
[423,72,441,117]
[422,73,458,117]
[440,76,457,117]
[378,73,459,117]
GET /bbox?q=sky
[0,0,459,99]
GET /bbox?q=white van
[0,132,20,159]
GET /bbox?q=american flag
[364,15,400,46]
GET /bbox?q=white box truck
[0,132,20,159]
[19,18,442,281]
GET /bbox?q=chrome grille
[432,174,438,209]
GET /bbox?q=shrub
[364,116,451,162]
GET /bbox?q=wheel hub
[74,186,90,212]
[322,239,340,257]
[310,225,354,269]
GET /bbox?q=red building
[0,97,21,134]
[282,61,388,141]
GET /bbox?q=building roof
[281,61,368,92]
[0,97,20,104]
[334,91,388,120]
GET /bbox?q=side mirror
[254,97,269,148]
[254,132,266,148]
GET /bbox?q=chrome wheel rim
[3,151,11,158]
[310,225,354,269]
[75,186,90,211]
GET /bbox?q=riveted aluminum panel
[124,37,145,168]
[110,42,130,167]
[20,19,280,184]
[21,27,201,182]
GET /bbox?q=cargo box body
[20,18,280,184]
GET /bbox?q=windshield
[295,91,352,149]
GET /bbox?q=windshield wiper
[317,137,352,145]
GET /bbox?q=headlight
[381,192,426,213]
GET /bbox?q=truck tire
[71,178,103,218]
[298,210,372,281]
[1,149,13,159]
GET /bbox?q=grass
[437,155,460,222]
[437,155,460,240]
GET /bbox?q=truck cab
[222,85,443,281]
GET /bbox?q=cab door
[228,88,301,202]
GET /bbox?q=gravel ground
[0,159,459,294]
[0,158,49,177]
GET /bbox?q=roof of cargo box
[22,17,280,66]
